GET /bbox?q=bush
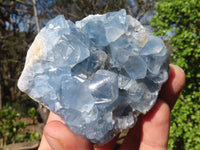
[0,104,40,146]
[151,0,200,149]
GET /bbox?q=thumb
[44,120,94,150]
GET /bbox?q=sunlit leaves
[151,0,200,149]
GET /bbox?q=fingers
[38,112,93,150]
[120,64,185,150]
[159,64,185,109]
[120,100,170,150]
[44,120,94,150]
[38,64,185,150]
[119,117,142,150]
[139,100,170,150]
[38,112,64,150]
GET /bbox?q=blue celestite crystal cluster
[18,9,169,145]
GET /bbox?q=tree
[41,0,159,24]
[151,0,200,149]
[32,0,40,33]
[0,0,35,105]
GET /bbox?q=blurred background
[0,0,199,149]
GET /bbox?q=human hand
[38,64,185,150]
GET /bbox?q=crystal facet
[18,9,169,145]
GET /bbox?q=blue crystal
[89,70,118,102]
[71,50,107,78]
[60,78,95,113]
[76,9,126,46]
[18,9,169,145]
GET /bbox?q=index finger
[158,64,185,109]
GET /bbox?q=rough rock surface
[18,9,169,145]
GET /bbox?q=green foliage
[28,107,38,124]
[28,107,36,118]
[0,105,40,145]
[0,105,27,144]
[151,0,200,149]
[30,132,40,141]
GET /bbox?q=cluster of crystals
[18,9,169,145]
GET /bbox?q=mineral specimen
[18,9,169,145]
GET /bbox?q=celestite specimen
[18,9,169,145]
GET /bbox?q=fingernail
[170,65,185,91]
